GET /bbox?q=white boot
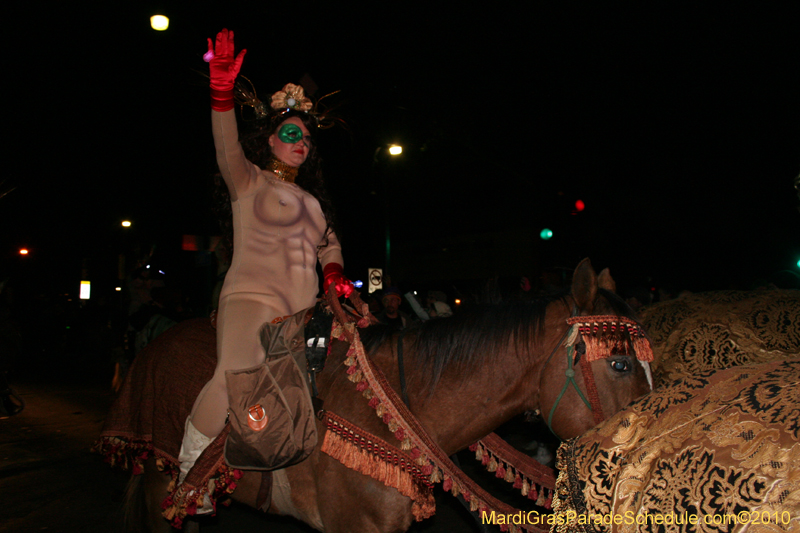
[177,417,214,514]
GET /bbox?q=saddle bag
[224,308,318,471]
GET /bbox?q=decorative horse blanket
[638,290,800,386]
[551,360,800,533]
[93,318,242,525]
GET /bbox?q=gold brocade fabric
[551,360,800,533]
[638,290,800,387]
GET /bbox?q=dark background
[3,1,800,311]
[0,4,798,531]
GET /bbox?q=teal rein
[546,338,594,433]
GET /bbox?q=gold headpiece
[270,83,313,113]
[234,78,341,129]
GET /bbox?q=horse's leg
[234,456,326,530]
[231,453,411,532]
[141,460,203,533]
[313,455,413,533]
[142,458,175,533]
[122,457,173,533]
[252,458,328,531]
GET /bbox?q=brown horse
[111,259,652,532]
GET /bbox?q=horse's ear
[597,268,617,293]
[572,258,598,312]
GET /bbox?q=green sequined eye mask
[278,124,307,144]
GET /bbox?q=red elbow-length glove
[323,263,354,298]
[207,29,246,112]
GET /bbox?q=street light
[375,144,403,282]
[121,220,131,228]
[150,15,169,31]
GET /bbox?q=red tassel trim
[566,315,653,362]
[443,476,452,492]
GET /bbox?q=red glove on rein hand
[323,263,354,298]
[207,28,246,112]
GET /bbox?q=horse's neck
[385,337,544,456]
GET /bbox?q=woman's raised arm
[207,29,256,201]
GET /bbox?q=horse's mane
[361,288,638,394]
[413,297,557,389]
[362,291,565,392]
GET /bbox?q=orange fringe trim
[469,440,554,509]
[321,413,435,521]
[566,315,654,362]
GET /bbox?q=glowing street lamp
[388,144,403,156]
[150,15,169,31]
[121,220,132,228]
[19,248,29,255]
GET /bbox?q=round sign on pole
[368,268,383,293]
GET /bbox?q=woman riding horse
[176,29,353,511]
[98,259,653,532]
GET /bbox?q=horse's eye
[609,359,631,372]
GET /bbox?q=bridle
[538,301,606,438]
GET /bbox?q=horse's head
[537,258,653,440]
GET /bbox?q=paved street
[0,378,127,533]
[0,376,489,532]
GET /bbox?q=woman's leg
[189,296,278,438]
[172,295,281,515]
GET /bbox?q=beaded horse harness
[543,311,654,436]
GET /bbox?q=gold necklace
[266,156,298,183]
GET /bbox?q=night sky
[4,2,800,304]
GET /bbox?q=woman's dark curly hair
[213,109,341,257]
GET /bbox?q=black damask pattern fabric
[638,290,800,386]
[552,361,800,533]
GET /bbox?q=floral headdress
[234,78,341,129]
[269,83,313,113]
